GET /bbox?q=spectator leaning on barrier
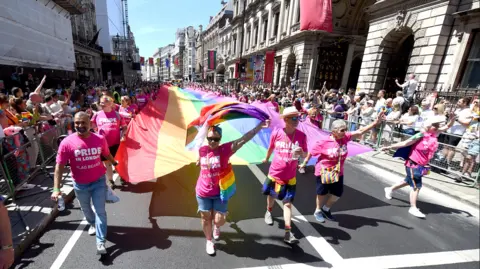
[437,97,473,167]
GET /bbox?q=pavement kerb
[13,183,76,259]
[354,153,479,209]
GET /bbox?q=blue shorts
[316,176,344,197]
[196,195,228,214]
[405,166,423,190]
[262,177,296,203]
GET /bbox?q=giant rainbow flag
[115,85,372,183]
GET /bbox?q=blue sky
[128,0,224,57]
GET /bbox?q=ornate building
[227,0,372,90]
[358,0,480,95]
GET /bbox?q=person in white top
[415,99,435,130]
[374,90,386,112]
[396,74,418,101]
[439,98,473,165]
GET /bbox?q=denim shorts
[196,195,228,214]
[405,166,423,190]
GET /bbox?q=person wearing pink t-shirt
[91,96,127,187]
[51,112,118,255]
[119,96,136,124]
[382,115,454,218]
[262,107,308,244]
[197,121,269,255]
[136,89,148,110]
[301,113,383,223]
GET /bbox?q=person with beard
[52,112,117,255]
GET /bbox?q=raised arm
[351,111,385,140]
[381,132,423,151]
[231,120,269,153]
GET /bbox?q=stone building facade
[227,0,372,91]
[358,0,480,96]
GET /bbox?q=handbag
[320,138,342,184]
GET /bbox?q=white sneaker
[88,226,96,236]
[96,243,107,255]
[206,240,215,255]
[213,226,220,240]
[384,187,392,200]
[409,207,426,218]
[264,210,273,225]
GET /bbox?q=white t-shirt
[401,79,418,99]
[416,109,435,129]
[375,98,386,111]
[449,108,472,135]
[401,114,419,130]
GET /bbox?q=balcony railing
[53,0,85,15]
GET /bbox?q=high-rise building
[173,29,186,79]
[183,26,198,81]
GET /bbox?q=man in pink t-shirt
[301,114,383,223]
[262,107,308,244]
[51,112,118,255]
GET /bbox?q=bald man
[52,112,117,255]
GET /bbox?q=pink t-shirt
[119,105,136,124]
[91,111,126,147]
[310,133,352,176]
[56,133,110,184]
[196,142,234,197]
[268,128,308,183]
[407,132,438,167]
[136,94,148,109]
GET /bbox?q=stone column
[250,18,255,48]
[293,0,300,23]
[277,0,286,43]
[341,42,356,89]
[266,4,273,43]
[287,0,297,36]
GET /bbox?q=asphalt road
[12,159,480,269]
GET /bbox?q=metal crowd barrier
[314,110,480,188]
[0,123,69,235]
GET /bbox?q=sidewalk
[6,165,75,259]
[354,151,480,207]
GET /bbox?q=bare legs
[315,194,339,211]
[200,210,226,241]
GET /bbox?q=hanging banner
[235,62,240,79]
[208,50,217,70]
[156,58,161,66]
[263,51,275,83]
[148,57,154,66]
[140,57,145,65]
[174,56,179,66]
[245,57,254,83]
[300,0,333,33]
[253,55,264,83]
[165,58,170,68]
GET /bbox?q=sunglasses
[338,128,347,133]
[207,137,221,142]
[288,116,299,121]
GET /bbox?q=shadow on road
[391,197,474,218]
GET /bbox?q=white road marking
[338,249,480,269]
[361,164,480,221]
[234,263,328,269]
[247,165,344,266]
[50,219,88,269]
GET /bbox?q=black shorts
[101,144,119,161]
[316,176,344,197]
[439,133,461,147]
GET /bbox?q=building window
[235,1,239,15]
[233,37,237,54]
[263,19,268,41]
[254,23,259,45]
[273,12,280,37]
[296,5,300,23]
[247,29,251,49]
[460,31,480,88]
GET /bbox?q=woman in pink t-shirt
[262,107,308,244]
[301,112,383,223]
[136,89,148,111]
[381,115,454,218]
[119,96,136,124]
[91,96,127,187]
[197,121,269,255]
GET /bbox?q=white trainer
[384,187,393,200]
[409,207,426,218]
[264,210,273,225]
[206,240,215,255]
[88,226,96,236]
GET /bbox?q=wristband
[1,245,13,250]
[53,188,61,192]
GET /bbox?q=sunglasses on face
[288,116,299,121]
[207,137,221,142]
[338,128,347,133]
